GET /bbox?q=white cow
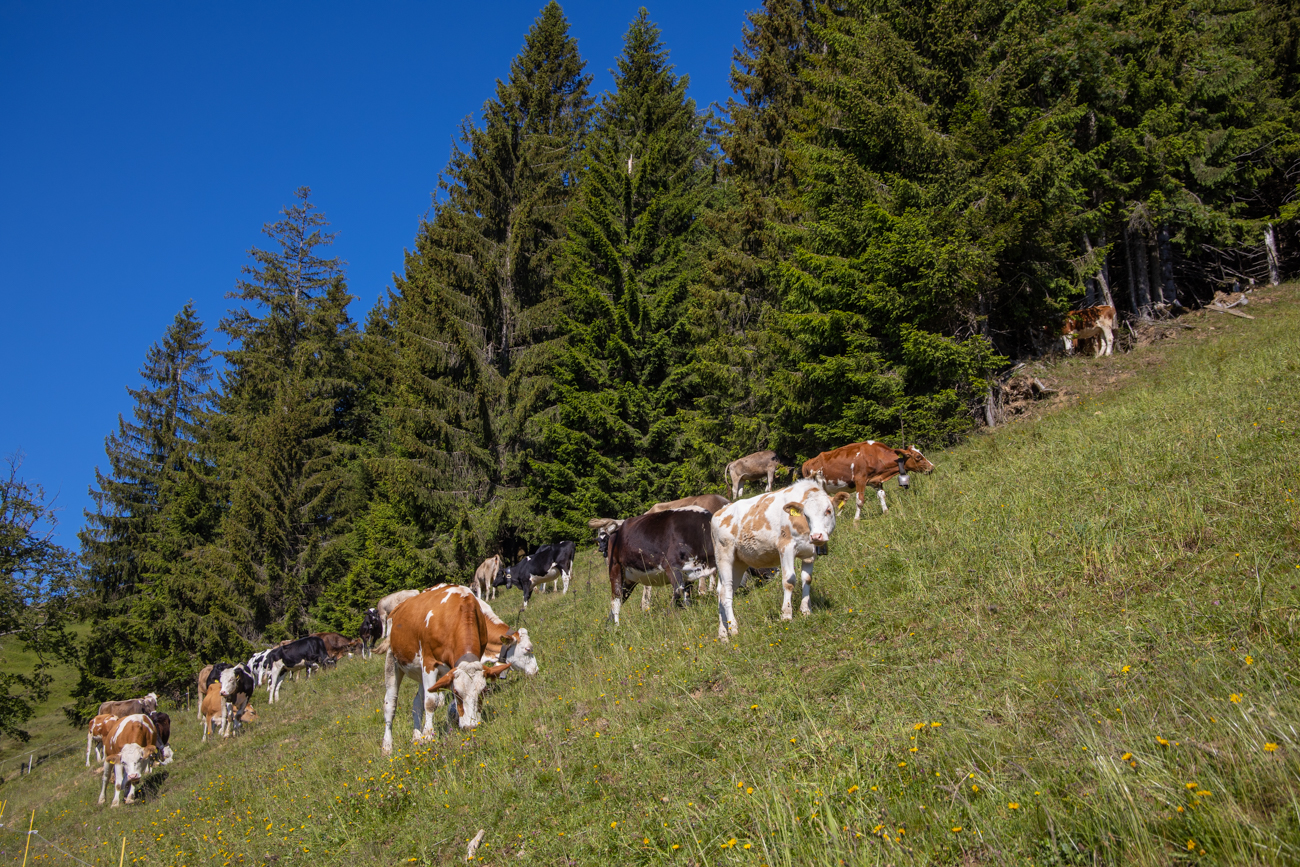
[710,478,848,641]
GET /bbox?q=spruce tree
[378,1,592,574]
[531,8,720,531]
[215,187,359,638]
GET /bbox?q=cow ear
[429,670,456,692]
[831,492,852,510]
[143,745,158,759]
[783,503,804,516]
[485,662,512,679]
[500,631,518,648]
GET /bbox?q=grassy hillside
[1,287,1298,866]
[0,622,92,776]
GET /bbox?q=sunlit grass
[1,286,1298,865]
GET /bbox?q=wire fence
[0,800,129,867]
[3,740,82,783]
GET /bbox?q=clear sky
[0,0,755,544]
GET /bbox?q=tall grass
[2,287,1298,865]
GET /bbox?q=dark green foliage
[1,457,78,741]
[531,9,722,532]
[379,1,592,565]
[216,187,361,640]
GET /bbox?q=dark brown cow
[1060,305,1115,357]
[599,508,717,624]
[802,441,934,519]
[381,585,536,753]
[725,450,783,500]
[312,631,361,660]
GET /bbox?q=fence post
[21,810,34,867]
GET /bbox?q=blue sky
[0,1,755,544]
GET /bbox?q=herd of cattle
[83,438,934,804]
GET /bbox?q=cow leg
[716,553,739,640]
[799,557,815,616]
[779,544,799,620]
[381,653,403,755]
[641,584,652,612]
[876,488,888,513]
[417,664,445,742]
[99,761,110,805]
[112,763,125,807]
[561,568,571,594]
[86,730,94,766]
[766,468,774,493]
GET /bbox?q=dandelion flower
[951,826,962,833]
[1230,694,1242,703]
[611,822,617,828]
[1121,665,1131,673]
[1121,753,1132,761]
[1187,840,1196,851]
[1008,802,1019,809]
[898,761,907,767]
[1246,656,1254,665]
[847,785,858,794]
[1156,737,1170,746]
[1264,743,1279,752]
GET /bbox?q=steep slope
[2,286,1298,866]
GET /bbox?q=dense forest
[51,0,1297,715]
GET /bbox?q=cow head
[239,704,259,723]
[219,667,239,698]
[499,628,538,676]
[492,561,511,588]
[894,447,934,488]
[116,742,157,783]
[142,693,158,714]
[790,482,843,546]
[588,518,624,558]
[429,661,498,729]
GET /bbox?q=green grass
[0,622,92,775]
[2,287,1299,865]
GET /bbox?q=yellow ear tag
[785,505,800,516]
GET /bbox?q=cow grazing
[148,711,173,764]
[199,682,225,742]
[265,636,330,703]
[196,663,232,718]
[646,493,731,514]
[381,585,520,754]
[359,608,383,659]
[802,441,934,519]
[1061,305,1116,357]
[496,541,576,607]
[219,664,257,736]
[377,589,424,638]
[471,554,503,601]
[313,631,361,661]
[98,714,159,806]
[598,508,717,624]
[711,479,851,640]
[86,713,119,767]
[97,692,158,719]
[725,450,783,500]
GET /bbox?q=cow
[97,693,158,719]
[801,441,934,519]
[199,681,224,742]
[711,479,851,641]
[148,711,173,764]
[646,493,731,514]
[246,650,276,686]
[359,608,383,659]
[98,714,160,806]
[725,450,783,500]
[597,508,717,625]
[86,713,119,767]
[377,589,424,638]
[312,631,362,661]
[380,585,523,754]
[1061,305,1116,357]
[495,541,576,607]
[218,665,257,736]
[265,636,330,703]
[471,554,503,601]
[196,664,232,718]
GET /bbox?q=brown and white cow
[1060,305,1115,357]
[802,441,934,519]
[381,585,528,753]
[471,555,503,601]
[199,681,225,742]
[98,693,158,719]
[98,714,160,806]
[377,588,424,638]
[725,450,783,500]
[86,713,119,766]
[711,479,850,640]
[646,493,731,514]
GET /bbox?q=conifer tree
[378,1,592,574]
[531,9,720,531]
[215,187,359,638]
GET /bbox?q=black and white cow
[264,636,330,703]
[358,607,383,659]
[493,541,576,608]
[596,508,717,624]
[219,664,257,735]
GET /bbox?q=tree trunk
[1129,225,1152,317]
[1265,224,1281,286]
[1158,223,1177,304]
[1082,232,1114,308]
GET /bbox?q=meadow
[0,286,1297,866]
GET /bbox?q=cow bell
[898,473,911,489]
